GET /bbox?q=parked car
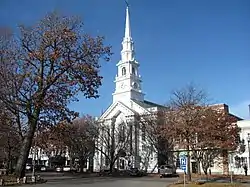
[55,166,63,172]
[128,168,144,177]
[63,166,71,172]
[159,165,176,178]
[40,165,47,172]
[25,164,32,171]
[99,168,119,176]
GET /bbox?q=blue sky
[0,0,249,118]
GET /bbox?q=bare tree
[62,115,98,172]
[138,112,174,172]
[0,12,112,177]
[96,119,131,173]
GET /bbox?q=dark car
[159,165,176,178]
[128,168,143,177]
[99,168,120,176]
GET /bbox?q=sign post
[180,156,187,187]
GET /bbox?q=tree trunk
[15,121,36,178]
[69,150,74,170]
[201,161,209,176]
[197,161,201,175]
[6,147,11,174]
[187,150,192,181]
[109,160,114,173]
[110,119,115,173]
[79,156,85,173]
[222,150,229,175]
[185,141,191,181]
[203,168,208,175]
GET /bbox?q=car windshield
[130,168,138,171]
[160,165,173,169]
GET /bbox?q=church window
[119,124,126,142]
[122,67,126,75]
[142,124,146,141]
[105,157,110,166]
[133,82,138,89]
[132,67,135,75]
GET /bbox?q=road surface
[28,175,178,187]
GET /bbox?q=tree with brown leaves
[163,84,240,180]
[0,12,112,177]
[35,125,66,167]
[199,108,240,175]
[191,107,240,175]
[0,109,21,173]
[164,84,209,181]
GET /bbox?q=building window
[133,82,138,89]
[119,124,125,142]
[105,157,109,166]
[132,67,135,75]
[142,124,146,141]
[122,67,126,75]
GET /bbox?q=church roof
[132,99,166,109]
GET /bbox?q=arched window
[133,82,138,89]
[122,67,126,75]
[132,67,135,75]
[119,124,125,142]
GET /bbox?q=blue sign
[180,156,187,172]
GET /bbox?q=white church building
[93,5,166,173]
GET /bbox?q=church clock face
[120,83,125,89]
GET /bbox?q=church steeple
[112,4,145,103]
[125,6,131,40]
[121,5,134,63]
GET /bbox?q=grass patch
[169,183,243,187]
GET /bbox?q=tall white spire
[121,4,134,62]
[112,3,144,103]
[124,6,131,39]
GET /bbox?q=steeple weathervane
[125,0,129,7]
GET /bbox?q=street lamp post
[247,134,250,169]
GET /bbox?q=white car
[40,166,46,171]
[63,166,71,172]
[26,165,32,170]
[55,167,63,172]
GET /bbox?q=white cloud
[230,100,250,120]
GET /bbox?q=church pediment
[99,101,136,121]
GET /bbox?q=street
[28,174,178,187]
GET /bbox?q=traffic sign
[180,156,187,172]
